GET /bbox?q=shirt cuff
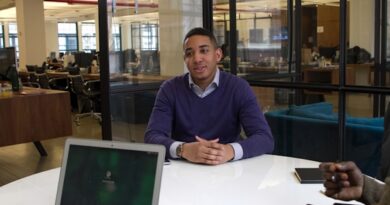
[229,142,243,161]
[170,141,185,159]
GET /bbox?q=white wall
[349,0,375,56]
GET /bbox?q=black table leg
[33,141,48,156]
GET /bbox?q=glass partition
[344,93,386,177]
[0,25,4,48]
[107,0,203,142]
[99,1,390,170]
[214,1,288,76]
[346,0,375,86]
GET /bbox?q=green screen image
[60,145,158,205]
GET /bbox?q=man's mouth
[193,65,206,73]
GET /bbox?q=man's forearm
[359,175,386,205]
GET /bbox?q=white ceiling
[0,0,159,22]
[0,0,340,23]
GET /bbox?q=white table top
[0,154,362,205]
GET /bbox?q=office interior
[0,0,390,185]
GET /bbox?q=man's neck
[192,70,217,91]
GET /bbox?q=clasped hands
[181,136,234,165]
[319,161,364,201]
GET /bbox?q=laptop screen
[56,139,165,205]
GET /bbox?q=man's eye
[185,51,192,57]
[200,48,209,54]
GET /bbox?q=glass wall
[98,0,389,177]
[112,24,121,51]
[214,1,288,76]
[0,25,4,48]
[209,0,387,177]
[103,0,204,142]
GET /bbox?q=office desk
[0,87,72,155]
[19,70,100,81]
[0,155,361,205]
[45,71,100,81]
[303,67,355,85]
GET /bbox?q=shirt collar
[188,68,220,88]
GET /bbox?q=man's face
[183,35,222,87]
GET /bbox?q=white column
[349,0,375,56]
[45,21,59,57]
[159,0,202,76]
[121,23,131,50]
[3,22,9,47]
[15,0,47,71]
[94,11,100,51]
[78,22,83,51]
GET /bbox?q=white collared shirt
[188,68,220,98]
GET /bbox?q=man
[320,161,390,205]
[144,27,274,165]
[320,102,390,205]
[380,102,390,180]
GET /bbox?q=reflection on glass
[300,1,376,87]
[109,2,163,143]
[0,25,3,48]
[213,1,288,75]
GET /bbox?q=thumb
[195,136,219,143]
[195,136,207,142]
[210,138,219,143]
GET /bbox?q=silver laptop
[55,138,165,205]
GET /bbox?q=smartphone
[164,158,171,165]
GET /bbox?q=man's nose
[193,52,203,62]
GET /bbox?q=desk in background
[303,66,355,85]
[0,87,72,155]
[19,70,100,81]
[0,155,362,205]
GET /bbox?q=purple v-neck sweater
[145,71,274,159]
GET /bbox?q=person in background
[319,161,390,205]
[380,102,390,181]
[144,27,274,165]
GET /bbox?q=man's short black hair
[183,27,218,48]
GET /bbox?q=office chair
[68,67,101,126]
[35,69,51,89]
[24,65,40,88]
[34,66,68,90]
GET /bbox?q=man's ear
[215,48,223,62]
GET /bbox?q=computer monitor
[319,46,336,59]
[0,47,16,80]
[74,52,95,68]
[50,51,56,60]
[123,49,137,63]
[140,50,160,74]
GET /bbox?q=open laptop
[55,138,165,205]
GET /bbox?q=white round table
[0,154,362,205]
